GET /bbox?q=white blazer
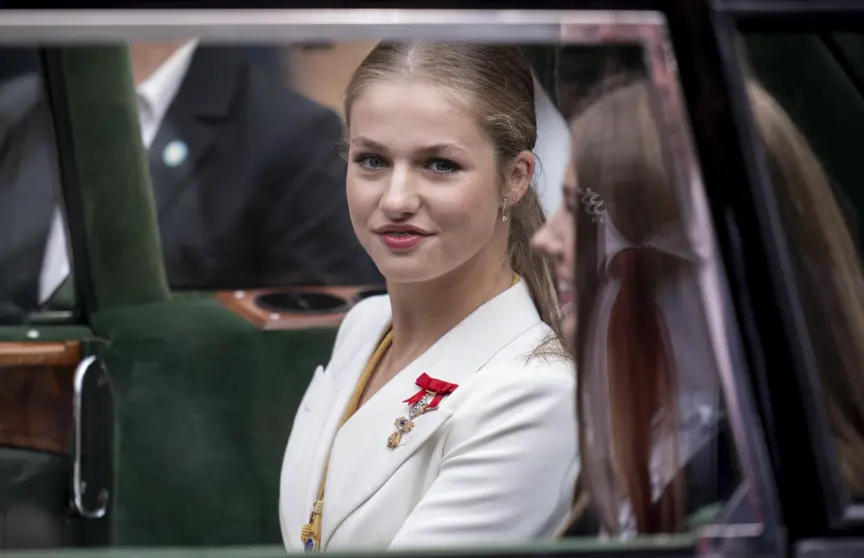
[279,280,579,552]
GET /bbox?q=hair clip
[579,187,607,223]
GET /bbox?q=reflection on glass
[744,33,864,500]
[34,40,384,296]
[134,41,381,290]
[548,68,739,537]
[0,47,75,325]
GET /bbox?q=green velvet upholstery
[744,34,864,240]
[91,296,336,546]
[53,44,340,547]
[55,46,169,310]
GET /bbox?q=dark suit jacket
[0,73,59,323]
[150,46,380,289]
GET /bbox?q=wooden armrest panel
[0,342,81,453]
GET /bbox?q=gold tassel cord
[300,330,394,551]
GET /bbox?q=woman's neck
[386,256,514,369]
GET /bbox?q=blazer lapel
[300,308,393,522]
[148,47,240,219]
[322,281,542,547]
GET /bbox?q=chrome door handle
[73,355,110,519]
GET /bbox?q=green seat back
[59,46,338,546]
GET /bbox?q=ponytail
[508,186,566,345]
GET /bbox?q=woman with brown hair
[278,42,578,552]
[533,73,864,537]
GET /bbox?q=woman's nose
[532,222,561,256]
[380,165,420,218]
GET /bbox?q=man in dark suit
[129,41,379,289]
[0,43,379,320]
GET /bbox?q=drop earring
[501,198,508,222]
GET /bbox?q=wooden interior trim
[0,341,81,367]
[217,285,385,331]
[0,364,75,454]
[0,341,82,453]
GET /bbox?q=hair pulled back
[343,42,562,338]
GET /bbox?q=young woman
[533,74,864,537]
[278,43,578,552]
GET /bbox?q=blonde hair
[343,42,562,338]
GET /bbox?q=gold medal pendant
[387,416,415,448]
[387,375,459,449]
[395,417,415,432]
[300,524,316,551]
[386,430,402,449]
[300,500,323,552]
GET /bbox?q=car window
[0,9,782,556]
[741,30,864,504]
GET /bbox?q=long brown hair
[749,83,864,496]
[570,77,685,535]
[343,43,562,337]
[570,74,864,534]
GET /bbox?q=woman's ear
[504,151,535,204]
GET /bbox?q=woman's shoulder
[462,322,575,404]
[329,294,392,350]
[496,321,573,373]
[443,321,576,451]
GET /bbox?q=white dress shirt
[533,78,571,216]
[38,40,198,303]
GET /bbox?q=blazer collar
[310,280,543,547]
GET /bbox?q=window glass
[741,31,864,501]
[551,43,745,538]
[0,11,778,554]
[0,46,76,325]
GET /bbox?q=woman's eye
[356,155,387,171]
[427,159,460,174]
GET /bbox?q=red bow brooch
[387,373,458,449]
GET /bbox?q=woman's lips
[559,291,574,305]
[379,232,427,251]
